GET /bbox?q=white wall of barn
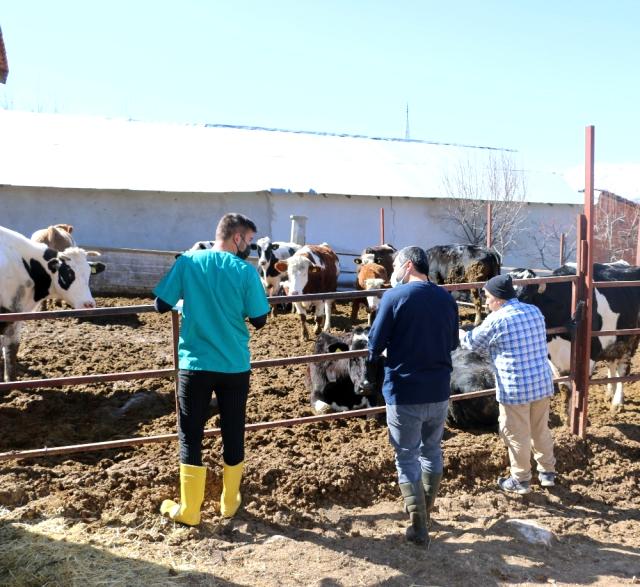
[2,185,580,281]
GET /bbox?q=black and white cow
[189,240,214,251]
[425,245,501,326]
[306,327,384,414]
[447,347,498,429]
[250,237,301,296]
[510,263,640,415]
[0,226,106,382]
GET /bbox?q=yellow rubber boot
[220,461,244,518]
[160,463,206,526]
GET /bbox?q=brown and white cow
[351,244,395,324]
[274,244,340,340]
[350,262,389,325]
[31,224,76,251]
[0,226,105,382]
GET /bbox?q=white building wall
[2,185,580,275]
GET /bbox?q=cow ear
[274,260,288,272]
[90,262,106,275]
[328,341,349,353]
[271,243,280,250]
[354,258,363,265]
[249,243,258,250]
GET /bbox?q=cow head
[349,327,382,396]
[274,254,319,295]
[364,277,385,312]
[507,268,545,302]
[46,247,104,308]
[251,236,278,273]
[354,253,376,266]
[324,327,380,396]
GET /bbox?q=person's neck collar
[406,273,428,283]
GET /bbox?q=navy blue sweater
[368,280,459,405]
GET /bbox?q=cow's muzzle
[356,380,374,396]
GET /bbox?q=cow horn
[85,250,102,257]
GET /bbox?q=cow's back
[0,226,49,311]
[426,244,501,284]
[302,245,339,293]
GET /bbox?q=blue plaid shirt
[459,299,553,405]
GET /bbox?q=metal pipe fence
[1,269,639,461]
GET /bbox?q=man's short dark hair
[215,213,258,240]
[394,246,430,275]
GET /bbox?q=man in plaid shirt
[459,274,556,494]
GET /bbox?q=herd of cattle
[1,224,639,429]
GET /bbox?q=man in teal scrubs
[154,213,270,525]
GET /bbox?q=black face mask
[235,236,251,260]
[236,246,250,260]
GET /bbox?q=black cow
[510,263,640,416]
[425,245,501,326]
[447,347,498,429]
[306,327,384,414]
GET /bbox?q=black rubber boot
[421,472,443,527]
[399,482,428,545]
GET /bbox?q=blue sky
[1,1,638,172]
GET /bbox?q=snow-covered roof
[564,163,640,201]
[0,109,581,204]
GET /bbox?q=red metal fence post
[559,232,566,266]
[577,126,596,438]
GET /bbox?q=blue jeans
[386,400,449,484]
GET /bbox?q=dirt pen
[0,130,639,586]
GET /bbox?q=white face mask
[390,261,409,287]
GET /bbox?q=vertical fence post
[577,125,596,438]
[380,208,385,245]
[171,310,181,424]
[486,202,493,248]
[559,232,566,266]
[570,215,587,434]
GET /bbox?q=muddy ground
[0,297,639,586]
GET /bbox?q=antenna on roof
[404,102,410,140]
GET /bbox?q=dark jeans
[177,369,250,467]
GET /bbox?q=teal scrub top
[153,249,270,373]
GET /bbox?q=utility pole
[404,103,410,140]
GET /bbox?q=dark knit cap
[484,274,516,300]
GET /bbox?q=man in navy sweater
[367,246,459,545]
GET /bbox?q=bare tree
[437,152,527,256]
[594,198,640,262]
[530,221,577,270]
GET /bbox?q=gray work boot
[399,482,428,545]
[421,471,442,527]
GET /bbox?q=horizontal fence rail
[0,375,573,462]
[1,269,635,461]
